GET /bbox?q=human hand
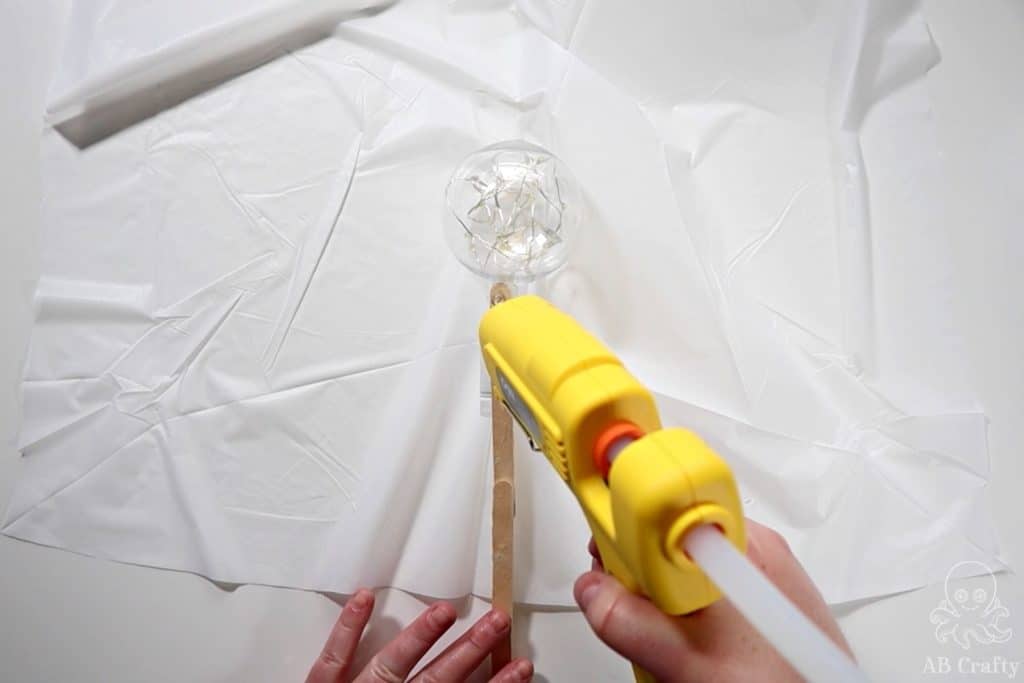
[575,519,854,682]
[307,589,533,682]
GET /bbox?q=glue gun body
[479,295,746,616]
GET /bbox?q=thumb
[574,571,693,681]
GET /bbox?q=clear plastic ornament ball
[444,141,581,282]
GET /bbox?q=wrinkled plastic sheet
[4,0,1004,606]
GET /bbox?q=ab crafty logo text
[923,561,1016,679]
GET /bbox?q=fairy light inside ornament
[445,141,581,283]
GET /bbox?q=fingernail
[515,659,533,680]
[574,574,602,609]
[350,589,373,612]
[484,609,511,636]
[427,603,456,629]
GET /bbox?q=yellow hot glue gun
[479,294,746,616]
[480,295,870,683]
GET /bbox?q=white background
[1,2,1021,681]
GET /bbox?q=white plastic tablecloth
[3,0,1005,610]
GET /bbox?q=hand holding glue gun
[576,518,856,682]
[480,295,866,683]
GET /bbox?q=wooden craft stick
[489,282,514,675]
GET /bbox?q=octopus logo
[929,561,1013,650]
